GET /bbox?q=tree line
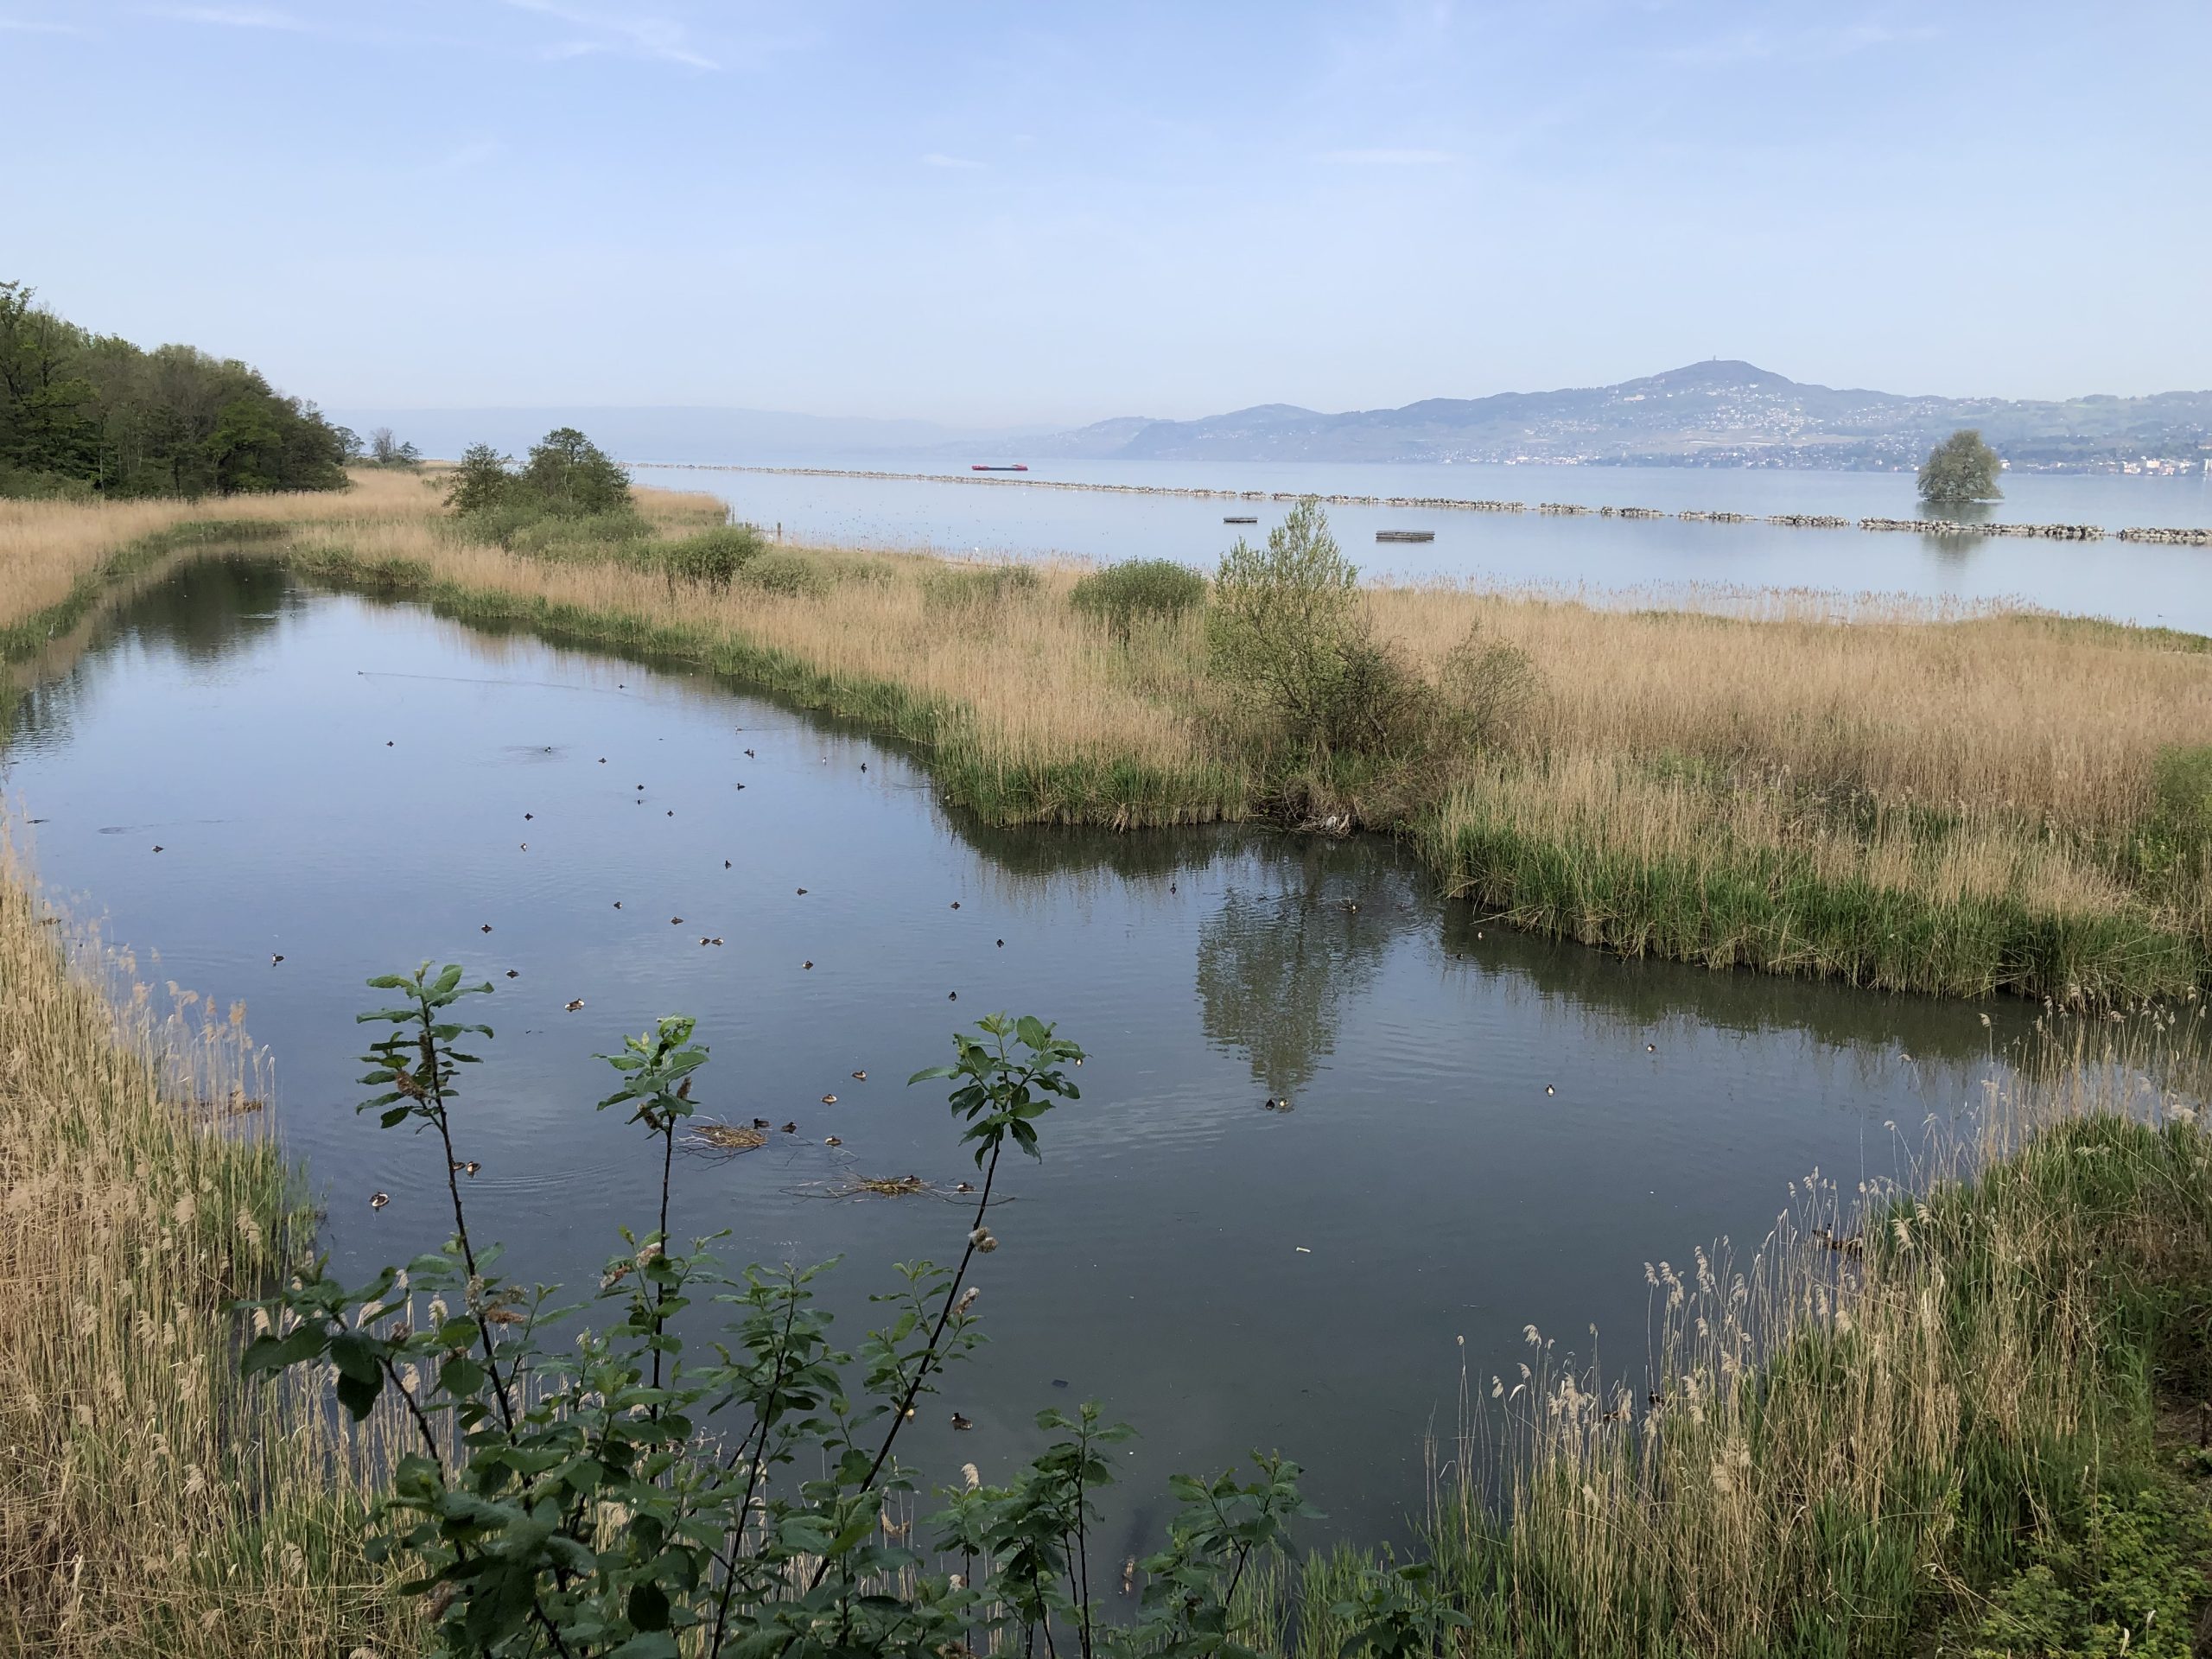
[0,279,353,499]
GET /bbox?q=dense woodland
[0,281,350,499]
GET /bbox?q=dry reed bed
[302,502,2212,838]
[0,469,441,626]
[0,848,410,1656]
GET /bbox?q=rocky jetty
[1859,518,2103,539]
[2118,525,2212,545]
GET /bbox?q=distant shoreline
[632,461,2212,546]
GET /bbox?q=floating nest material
[849,1174,930,1198]
[785,1173,958,1201]
[690,1121,767,1154]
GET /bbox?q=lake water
[634,457,2212,632]
[5,557,2034,1547]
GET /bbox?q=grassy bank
[1221,1021,2212,1658]
[0,848,410,1656]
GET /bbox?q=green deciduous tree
[518,425,632,517]
[443,443,516,515]
[0,279,349,499]
[1917,428,2003,505]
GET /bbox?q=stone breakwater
[2118,525,2212,545]
[1859,518,2105,540]
[644,463,2208,547]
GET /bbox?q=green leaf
[328,1331,382,1383]
[335,1368,384,1419]
[627,1582,671,1631]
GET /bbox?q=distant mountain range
[1013,361,2212,470]
[342,362,2212,474]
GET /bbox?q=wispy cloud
[1321,148,1456,166]
[505,0,717,70]
[144,3,312,29]
[920,152,986,170]
[0,12,94,32]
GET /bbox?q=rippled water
[4,558,2035,1543]
[635,456,2212,632]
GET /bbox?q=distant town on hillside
[1013,360,2212,473]
[338,360,2212,475]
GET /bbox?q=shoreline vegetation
[3,457,2212,1653]
[8,464,2212,1004]
[638,461,2212,546]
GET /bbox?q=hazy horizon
[5,2,2206,424]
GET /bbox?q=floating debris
[690,1121,767,1154]
[1375,529,1435,543]
[853,1174,928,1197]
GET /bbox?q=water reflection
[1196,850,1405,1098]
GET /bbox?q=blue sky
[3,2,2205,423]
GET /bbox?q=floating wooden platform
[1375,530,1435,543]
[1224,515,1258,524]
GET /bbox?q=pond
[3,557,2032,1550]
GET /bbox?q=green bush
[1436,627,1540,751]
[2152,744,2212,851]
[489,506,654,560]
[239,975,1401,1659]
[445,427,633,528]
[1070,558,1206,639]
[659,524,766,588]
[1968,1484,2212,1659]
[740,549,834,598]
[924,563,1043,611]
[2133,744,2212,885]
[1206,499,1389,754]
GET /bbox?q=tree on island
[1917,428,2003,505]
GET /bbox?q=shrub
[1436,627,1541,751]
[445,428,632,529]
[237,975,1418,1659]
[442,443,513,516]
[2133,744,2212,883]
[2152,744,2212,851]
[740,549,834,598]
[1070,558,1206,639]
[518,426,632,517]
[493,507,655,560]
[1206,499,1378,753]
[924,563,1042,611]
[659,524,766,588]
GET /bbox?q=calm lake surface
[634,457,2212,632]
[7,559,2036,1546]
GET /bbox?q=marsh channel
[5,556,2037,1550]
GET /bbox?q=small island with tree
[1916,427,2004,506]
